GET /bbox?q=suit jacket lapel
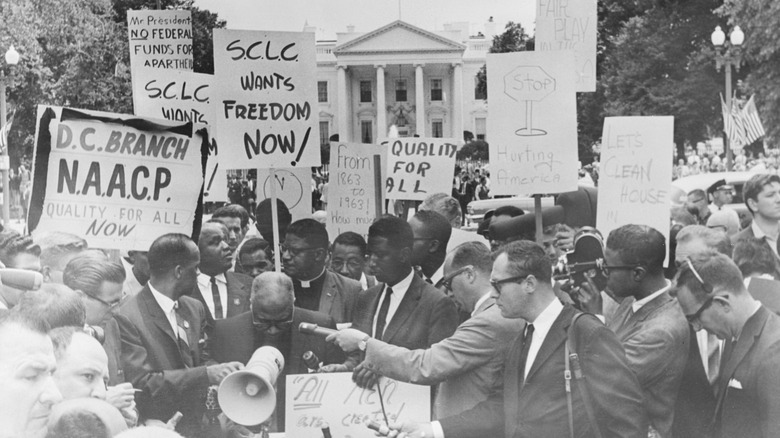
[318,272,336,317]
[226,273,246,315]
[382,276,423,343]
[524,305,573,384]
[505,327,524,438]
[474,296,496,315]
[140,288,178,344]
[715,307,769,404]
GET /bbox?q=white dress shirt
[372,269,415,338]
[523,298,564,379]
[196,272,227,319]
[631,281,671,314]
[471,291,492,318]
[148,282,178,336]
[752,220,779,256]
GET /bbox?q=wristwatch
[358,335,370,351]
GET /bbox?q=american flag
[741,95,766,145]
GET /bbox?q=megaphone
[0,268,43,291]
[218,346,285,426]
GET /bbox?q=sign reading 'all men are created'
[213,29,321,169]
[29,106,205,251]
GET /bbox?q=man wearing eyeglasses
[576,224,688,438]
[384,240,646,438]
[675,251,780,438]
[210,271,350,432]
[282,219,362,326]
[328,241,522,419]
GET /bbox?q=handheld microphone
[298,323,338,337]
[302,351,320,371]
[0,269,43,291]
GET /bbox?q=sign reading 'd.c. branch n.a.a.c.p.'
[212,29,321,170]
[381,137,457,201]
[28,105,205,252]
[487,50,578,196]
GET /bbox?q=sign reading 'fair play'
[127,10,193,71]
[29,106,204,251]
[535,0,597,92]
[213,29,320,169]
[596,116,674,248]
[285,374,430,438]
[487,51,578,195]
[328,142,385,240]
[381,137,457,201]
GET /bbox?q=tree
[457,140,488,161]
[474,21,533,99]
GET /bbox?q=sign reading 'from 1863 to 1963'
[213,29,321,169]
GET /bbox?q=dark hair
[733,238,778,277]
[606,224,666,274]
[675,251,746,301]
[412,210,452,251]
[63,254,126,298]
[493,205,524,219]
[45,407,110,438]
[369,215,414,250]
[239,238,270,260]
[255,199,292,228]
[743,173,780,215]
[450,241,492,275]
[494,240,552,283]
[332,232,367,255]
[147,233,197,277]
[16,284,86,329]
[285,219,330,249]
[0,230,41,267]
[212,204,250,229]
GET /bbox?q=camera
[553,227,608,294]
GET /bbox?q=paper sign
[487,51,578,195]
[381,137,457,201]
[29,106,204,251]
[127,10,193,71]
[327,142,385,240]
[285,373,430,438]
[536,0,597,92]
[255,167,312,220]
[213,29,321,169]
[596,116,674,250]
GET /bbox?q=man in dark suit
[731,175,780,268]
[577,225,688,437]
[282,218,362,326]
[676,251,780,438]
[329,231,377,291]
[192,222,252,323]
[210,271,350,432]
[390,240,647,438]
[409,210,452,288]
[115,233,243,437]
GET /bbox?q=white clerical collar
[300,268,326,288]
[631,280,671,313]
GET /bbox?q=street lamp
[711,26,744,171]
[1,45,20,228]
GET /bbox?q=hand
[555,228,576,253]
[352,362,379,388]
[105,383,136,410]
[318,363,349,373]
[120,403,139,428]
[572,275,603,315]
[326,328,369,352]
[207,361,244,384]
[385,421,434,438]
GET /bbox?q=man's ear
[174,265,183,279]
[399,246,412,263]
[631,266,647,282]
[428,239,442,254]
[747,198,758,213]
[41,266,52,282]
[713,294,732,312]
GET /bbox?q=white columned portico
[337,64,349,141]
[452,62,463,140]
[415,63,425,136]
[376,64,386,138]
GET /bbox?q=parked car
[464,194,555,229]
[670,171,753,226]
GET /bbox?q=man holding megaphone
[210,271,354,433]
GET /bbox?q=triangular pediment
[334,20,465,55]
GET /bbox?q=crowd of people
[673,147,779,179]
[0,170,779,438]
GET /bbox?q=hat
[707,179,734,195]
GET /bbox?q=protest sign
[213,29,321,169]
[131,67,225,201]
[535,0,597,92]
[29,106,205,251]
[487,51,578,196]
[127,10,193,71]
[285,373,430,438]
[381,137,457,201]
[255,167,312,220]
[327,142,385,239]
[596,116,674,250]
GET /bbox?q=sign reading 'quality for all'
[29,106,204,251]
[381,137,457,201]
[213,29,320,169]
[127,10,193,71]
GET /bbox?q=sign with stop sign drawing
[487,51,578,195]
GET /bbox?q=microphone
[302,351,320,371]
[298,323,338,337]
[0,269,43,291]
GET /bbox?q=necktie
[517,324,535,385]
[174,306,193,368]
[211,276,223,320]
[375,287,393,340]
[425,277,433,285]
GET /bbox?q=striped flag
[0,110,14,154]
[741,95,765,144]
[721,94,745,148]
